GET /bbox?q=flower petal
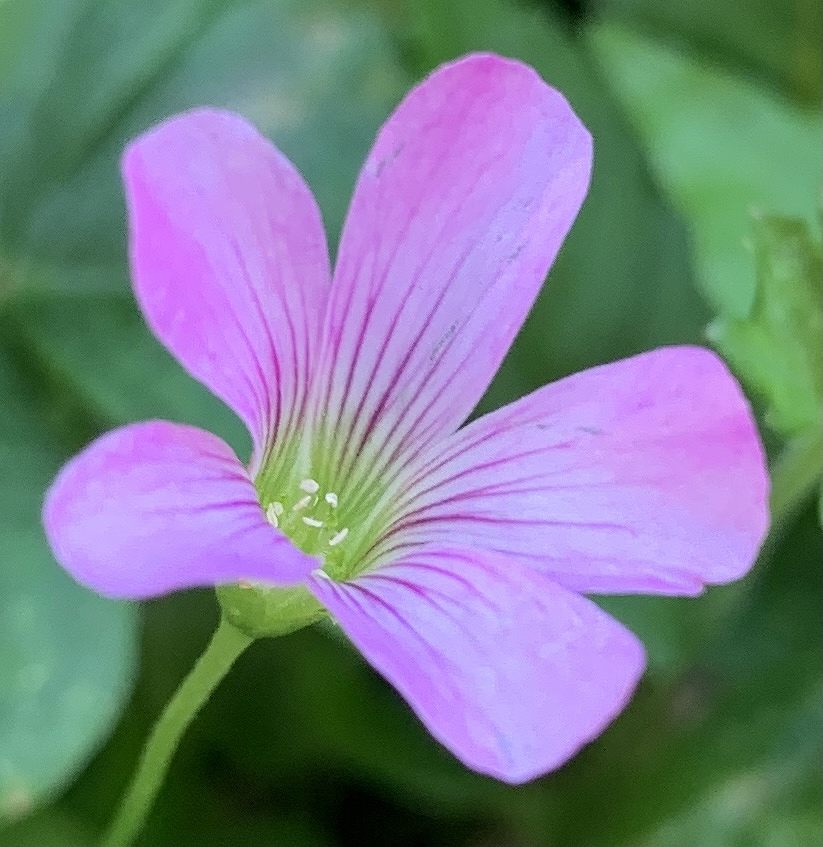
[384,347,769,595]
[123,109,331,456]
[316,53,592,486]
[309,547,644,783]
[43,422,315,599]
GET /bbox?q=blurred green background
[0,0,820,844]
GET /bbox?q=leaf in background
[4,295,251,457]
[592,0,822,104]
[547,504,822,847]
[589,23,820,320]
[709,214,823,526]
[0,341,137,823]
[709,214,822,437]
[0,0,409,448]
[0,0,408,297]
[0,808,92,847]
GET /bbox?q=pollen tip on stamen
[265,504,280,528]
[328,527,349,547]
[299,478,320,494]
[293,495,312,512]
[302,516,324,528]
[324,492,338,508]
[271,501,284,516]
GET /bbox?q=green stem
[102,619,254,847]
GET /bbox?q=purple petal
[315,53,591,485]
[43,422,315,598]
[309,547,644,783]
[122,109,330,457]
[385,347,769,595]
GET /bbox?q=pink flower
[42,54,768,783]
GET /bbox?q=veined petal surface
[123,109,331,456]
[310,547,644,783]
[43,422,315,598]
[316,53,592,490]
[383,347,769,595]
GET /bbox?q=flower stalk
[102,620,254,847]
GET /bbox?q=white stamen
[324,492,338,508]
[299,478,320,494]
[328,527,349,547]
[265,503,280,528]
[271,501,284,516]
[312,568,331,580]
[293,495,312,512]
[302,516,324,528]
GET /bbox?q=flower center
[263,477,351,577]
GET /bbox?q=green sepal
[216,583,326,640]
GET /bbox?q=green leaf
[592,0,822,104]
[712,215,823,525]
[0,343,137,822]
[589,23,820,320]
[709,214,822,437]
[0,0,408,301]
[4,294,250,457]
[0,808,93,847]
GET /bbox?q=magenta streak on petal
[398,443,577,505]
[338,238,478,483]
[318,95,479,448]
[339,264,579,519]
[335,131,514,480]
[309,547,645,783]
[388,470,635,524]
[315,53,592,493]
[339,169,532,490]
[328,162,484,482]
[368,552,483,598]
[225,239,284,430]
[380,347,769,595]
[337,156,557,497]
[338,359,554,526]
[362,573,506,665]
[43,421,315,599]
[393,513,637,533]
[122,108,331,457]
[316,143,440,460]
[345,414,576,532]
